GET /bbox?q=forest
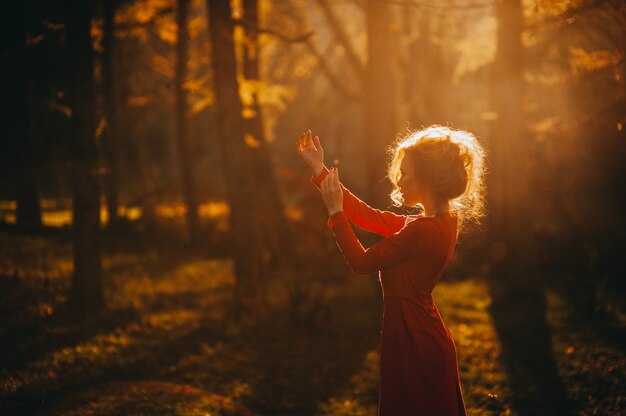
[1,0,625,414]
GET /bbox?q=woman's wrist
[313,164,325,177]
[327,208,343,217]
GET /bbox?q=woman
[296,126,486,415]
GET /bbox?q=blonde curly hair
[387,125,487,234]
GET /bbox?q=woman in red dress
[297,126,486,415]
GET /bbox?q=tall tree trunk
[12,0,42,229]
[242,0,287,263]
[66,0,104,312]
[176,0,200,243]
[102,0,120,228]
[487,6,572,413]
[207,0,265,318]
[423,21,447,125]
[488,0,535,294]
[365,0,397,207]
[401,7,430,126]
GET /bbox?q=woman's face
[397,156,424,206]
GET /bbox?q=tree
[102,0,121,229]
[207,0,266,318]
[487,0,535,297]
[241,0,288,264]
[66,0,104,312]
[487,3,573,412]
[175,0,200,243]
[10,0,42,229]
[364,0,398,207]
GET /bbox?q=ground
[0,229,625,415]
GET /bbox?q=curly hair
[387,125,487,235]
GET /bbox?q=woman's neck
[422,198,450,217]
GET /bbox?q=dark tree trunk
[487,5,573,412]
[66,0,104,312]
[176,0,200,243]
[11,1,42,229]
[102,0,120,228]
[365,0,397,207]
[207,0,266,318]
[241,0,287,263]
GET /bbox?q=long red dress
[313,168,466,416]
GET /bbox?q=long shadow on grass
[0,219,235,371]
[2,280,381,416]
[228,292,381,415]
[152,280,383,415]
[0,252,210,372]
[1,316,230,415]
[0,306,140,371]
[487,279,573,415]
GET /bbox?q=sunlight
[0,200,231,226]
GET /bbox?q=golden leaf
[183,76,208,92]
[188,16,206,39]
[155,17,177,45]
[245,134,261,148]
[95,116,107,140]
[128,96,150,106]
[91,18,104,53]
[48,100,72,117]
[191,94,214,114]
[242,107,257,119]
[569,47,620,76]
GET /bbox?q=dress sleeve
[328,211,435,275]
[312,167,409,236]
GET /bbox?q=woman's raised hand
[296,129,324,176]
[320,167,343,216]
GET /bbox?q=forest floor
[0,227,625,415]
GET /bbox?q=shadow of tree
[1,265,380,416]
[1,221,384,415]
[487,280,573,415]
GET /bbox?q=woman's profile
[296,126,486,415]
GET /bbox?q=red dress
[313,168,466,416]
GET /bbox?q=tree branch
[232,17,313,43]
[357,0,490,11]
[234,13,361,100]
[525,0,610,31]
[314,0,366,81]
[303,36,362,100]
[115,7,174,30]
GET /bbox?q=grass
[0,229,625,415]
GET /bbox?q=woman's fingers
[314,136,322,151]
[306,130,313,147]
[325,168,336,191]
[328,168,334,190]
[333,168,339,191]
[298,130,311,149]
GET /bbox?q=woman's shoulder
[403,213,455,238]
[403,214,425,226]
[402,215,439,233]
